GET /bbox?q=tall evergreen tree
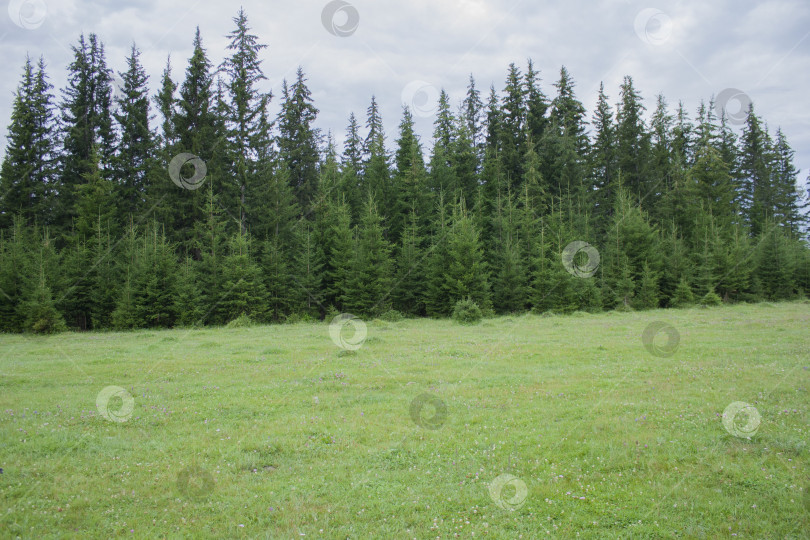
[343,196,393,316]
[0,57,57,228]
[170,27,220,255]
[461,74,485,166]
[220,8,272,232]
[770,128,807,237]
[219,230,268,322]
[362,97,391,214]
[277,68,320,211]
[738,104,771,236]
[113,44,154,219]
[588,82,616,227]
[58,33,116,236]
[615,76,651,204]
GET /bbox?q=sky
[1,0,809,193]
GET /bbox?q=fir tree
[113,43,153,219]
[58,34,116,236]
[221,8,271,233]
[615,76,651,203]
[219,230,268,322]
[343,197,393,316]
[277,68,320,211]
[0,57,57,228]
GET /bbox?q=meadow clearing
[0,302,808,538]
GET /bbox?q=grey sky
[1,0,808,192]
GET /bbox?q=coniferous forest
[1,9,809,333]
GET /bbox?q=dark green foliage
[1,24,808,332]
[21,272,66,334]
[0,57,57,229]
[452,297,482,325]
[701,289,723,306]
[429,201,491,315]
[670,278,695,308]
[113,44,153,219]
[57,34,116,237]
[277,68,319,210]
[342,197,393,316]
[755,224,795,301]
[131,224,178,328]
[218,231,267,323]
[634,262,660,310]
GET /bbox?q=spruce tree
[0,57,57,228]
[261,237,293,322]
[392,208,426,316]
[770,129,807,237]
[392,107,427,243]
[461,74,485,165]
[362,97,392,216]
[131,223,178,328]
[0,220,30,331]
[277,68,320,211]
[343,197,393,316]
[170,27,218,254]
[74,145,117,240]
[221,7,271,232]
[58,34,116,236]
[755,224,795,300]
[738,105,771,236]
[20,267,66,334]
[219,230,268,322]
[327,199,354,312]
[499,63,527,189]
[292,220,324,317]
[113,44,153,219]
[443,200,491,312]
[173,256,204,326]
[634,262,660,310]
[615,76,651,203]
[588,82,617,227]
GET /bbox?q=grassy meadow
[0,302,808,538]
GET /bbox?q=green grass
[1,302,809,538]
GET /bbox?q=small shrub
[670,278,695,308]
[452,297,482,325]
[701,289,723,306]
[226,313,254,328]
[30,313,67,334]
[379,309,404,322]
[286,313,316,324]
[324,305,340,322]
[614,302,634,313]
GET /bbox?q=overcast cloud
[1,0,808,191]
